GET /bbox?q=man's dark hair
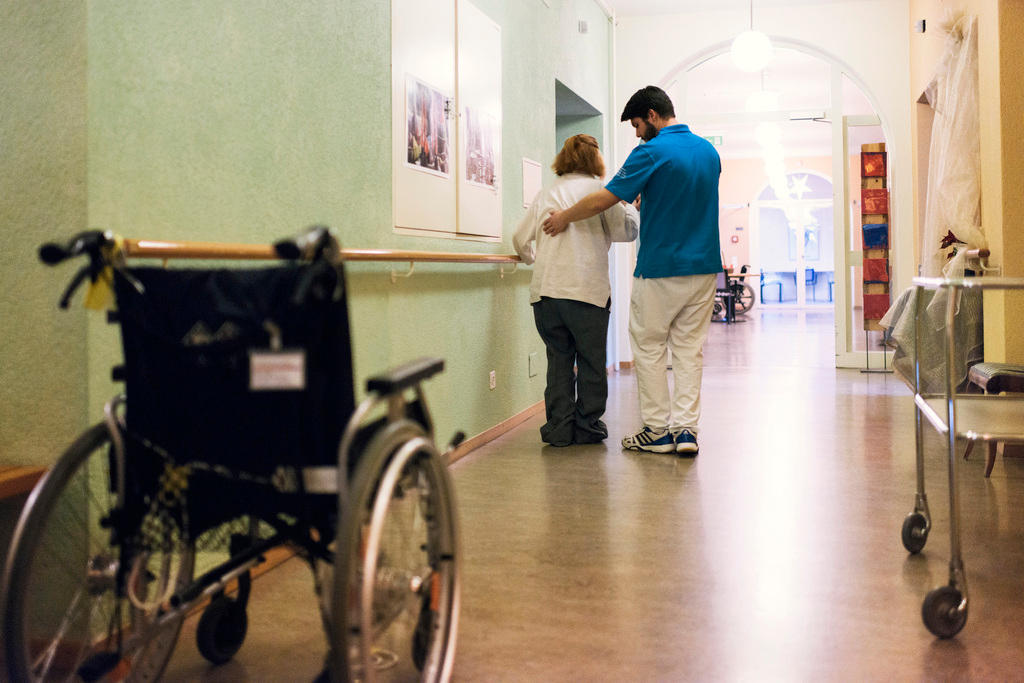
[620,85,675,122]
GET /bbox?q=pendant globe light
[731,0,773,72]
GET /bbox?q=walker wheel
[922,585,967,638]
[901,512,928,554]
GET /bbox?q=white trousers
[628,274,716,433]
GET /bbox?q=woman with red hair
[513,134,638,447]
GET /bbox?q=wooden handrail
[123,239,521,264]
[342,248,520,264]
[0,466,46,500]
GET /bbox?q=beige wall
[908,0,1024,362]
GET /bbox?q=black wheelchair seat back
[113,263,355,479]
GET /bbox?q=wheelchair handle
[273,225,340,262]
[40,230,117,309]
[39,230,112,265]
[365,357,445,395]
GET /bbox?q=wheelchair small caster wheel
[901,512,928,554]
[197,593,248,665]
[922,585,967,638]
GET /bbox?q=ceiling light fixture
[731,0,773,73]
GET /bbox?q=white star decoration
[788,174,811,200]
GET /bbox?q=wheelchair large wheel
[332,421,460,683]
[1,423,194,682]
[735,283,755,314]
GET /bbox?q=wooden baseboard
[0,466,46,500]
[448,400,544,465]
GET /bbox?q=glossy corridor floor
[164,308,1024,681]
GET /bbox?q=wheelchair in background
[730,265,756,314]
[1,227,461,682]
[712,265,756,322]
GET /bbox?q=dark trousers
[532,297,610,446]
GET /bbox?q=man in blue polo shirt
[542,85,721,456]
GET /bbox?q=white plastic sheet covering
[881,285,983,392]
[882,14,983,384]
[921,13,982,279]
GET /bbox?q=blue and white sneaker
[621,426,676,453]
[675,429,699,455]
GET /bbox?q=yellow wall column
[909,0,1024,362]
[991,0,1024,361]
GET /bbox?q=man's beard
[641,120,658,142]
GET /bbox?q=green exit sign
[704,135,723,147]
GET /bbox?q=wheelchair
[1,227,461,682]
[730,265,756,315]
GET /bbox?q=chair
[760,272,782,303]
[805,268,817,301]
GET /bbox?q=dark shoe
[675,429,699,456]
[574,421,607,444]
[540,422,574,448]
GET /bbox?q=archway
[655,37,893,368]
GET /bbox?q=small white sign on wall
[522,158,542,208]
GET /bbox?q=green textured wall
[0,1,88,468]
[1,0,612,474]
[86,0,612,449]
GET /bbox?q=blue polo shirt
[605,124,722,278]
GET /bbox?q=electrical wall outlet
[528,352,538,377]
[488,370,496,390]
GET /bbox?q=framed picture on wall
[464,106,497,189]
[392,0,500,238]
[405,74,451,178]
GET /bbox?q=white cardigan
[513,173,639,308]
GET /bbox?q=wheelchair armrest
[366,357,445,395]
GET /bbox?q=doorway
[555,79,603,149]
[659,42,892,369]
[754,169,834,306]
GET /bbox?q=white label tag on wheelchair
[249,350,306,391]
